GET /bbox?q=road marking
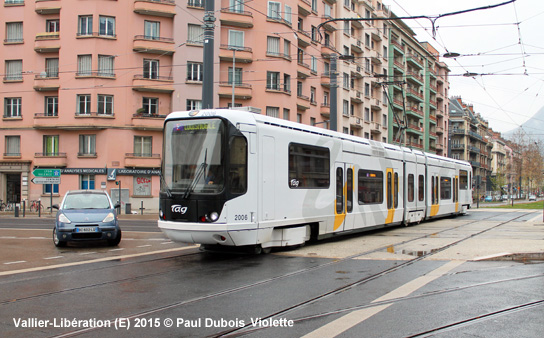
[4,261,27,265]
[0,236,17,239]
[78,252,97,256]
[109,248,124,252]
[527,214,543,223]
[29,237,48,239]
[301,260,465,338]
[161,241,173,245]
[0,246,197,277]
[137,245,152,248]
[44,256,64,260]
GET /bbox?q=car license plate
[76,227,98,233]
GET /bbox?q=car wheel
[107,229,122,246]
[53,228,67,247]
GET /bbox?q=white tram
[158,109,472,252]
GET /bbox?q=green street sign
[32,168,61,177]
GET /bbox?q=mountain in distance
[503,105,544,142]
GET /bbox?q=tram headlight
[207,211,219,222]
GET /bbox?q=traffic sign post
[32,169,61,177]
[31,177,61,184]
[32,169,61,214]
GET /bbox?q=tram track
[210,211,535,337]
[1,211,506,307]
[2,211,533,337]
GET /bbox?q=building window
[268,1,281,19]
[284,39,290,58]
[343,73,349,89]
[78,15,93,36]
[144,20,160,40]
[77,55,92,76]
[4,98,22,118]
[98,94,113,115]
[5,22,23,43]
[266,106,279,118]
[4,60,22,81]
[266,71,280,90]
[297,81,303,97]
[143,59,159,79]
[99,16,115,37]
[76,94,91,115]
[187,62,203,81]
[311,56,317,73]
[228,30,244,48]
[79,135,96,156]
[5,135,20,156]
[134,176,152,196]
[228,67,242,85]
[187,24,203,44]
[186,99,202,111]
[134,136,152,157]
[44,184,59,195]
[283,74,291,92]
[267,36,280,56]
[310,87,316,104]
[46,19,60,33]
[98,55,115,77]
[343,100,349,117]
[45,96,58,117]
[284,5,292,24]
[228,0,243,13]
[43,135,59,156]
[80,175,95,190]
[45,58,59,78]
[143,97,158,115]
[283,108,290,120]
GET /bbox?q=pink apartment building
[1,0,448,211]
[1,0,178,211]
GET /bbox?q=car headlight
[102,212,116,223]
[58,213,71,224]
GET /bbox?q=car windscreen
[63,193,111,209]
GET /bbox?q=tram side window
[358,170,383,204]
[440,177,451,200]
[229,136,247,194]
[408,174,414,202]
[288,143,330,189]
[418,174,424,201]
[459,170,468,189]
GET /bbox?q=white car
[529,195,537,201]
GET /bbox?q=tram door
[333,163,354,232]
[385,168,398,224]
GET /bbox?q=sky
[387,0,544,134]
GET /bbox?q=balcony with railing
[35,0,61,14]
[370,122,381,134]
[132,74,174,93]
[33,152,67,167]
[34,73,60,91]
[219,8,254,28]
[124,153,161,168]
[133,0,176,18]
[218,82,252,100]
[132,111,167,130]
[34,32,60,53]
[219,45,253,63]
[133,35,175,55]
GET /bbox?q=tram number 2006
[234,214,248,221]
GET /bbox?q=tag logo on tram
[171,205,188,214]
[290,179,300,187]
